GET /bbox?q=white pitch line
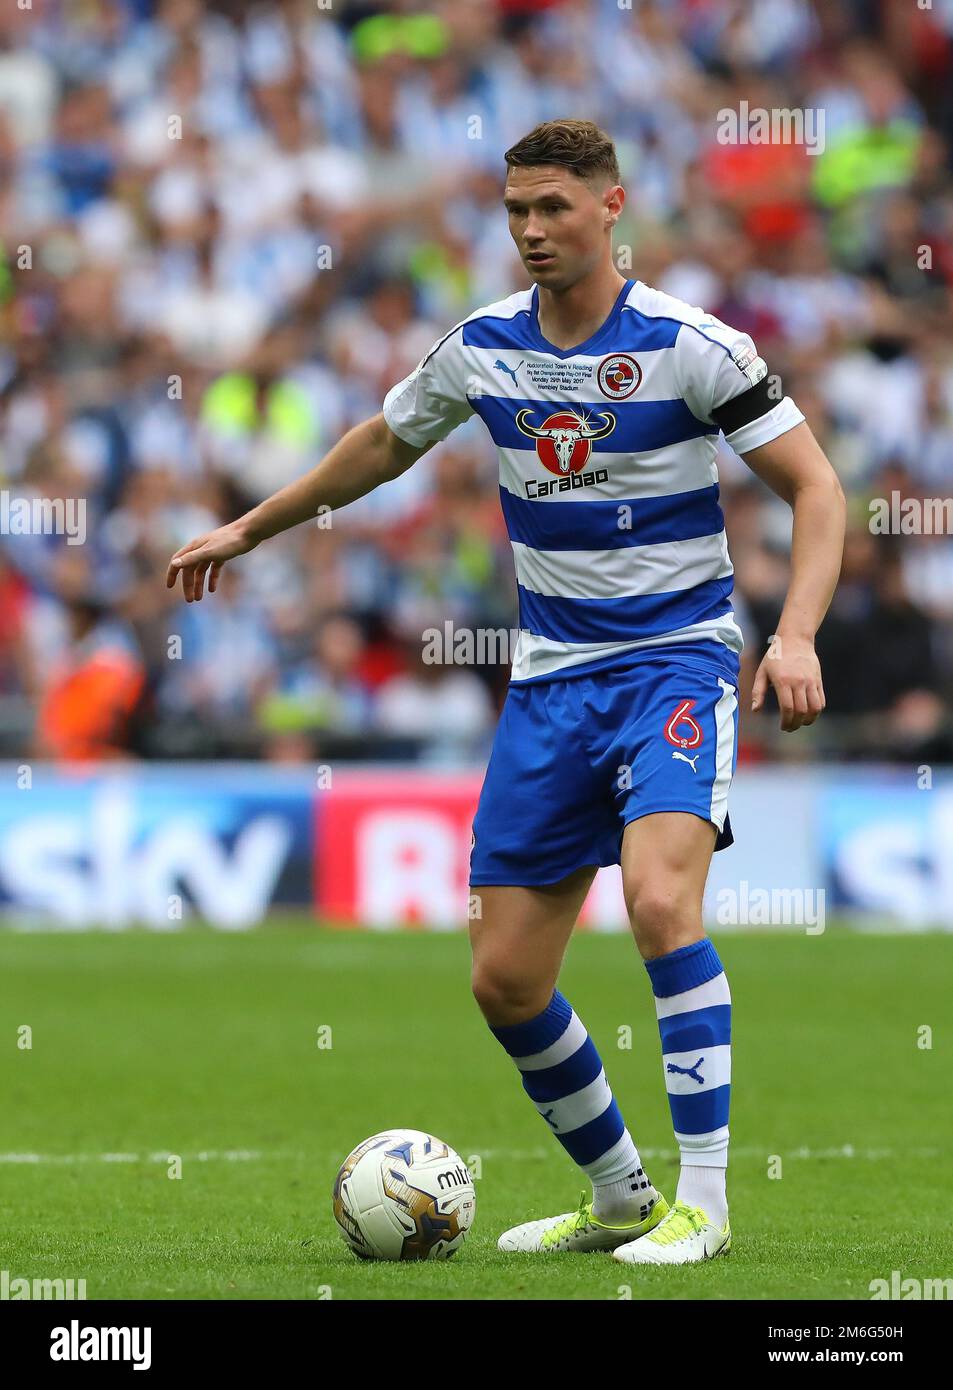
[0,1144,939,1167]
[478,1145,941,1162]
[0,1149,267,1165]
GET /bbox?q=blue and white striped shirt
[382,278,803,683]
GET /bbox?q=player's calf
[622,821,732,1234]
[485,988,667,1240]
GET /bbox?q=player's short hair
[504,120,620,187]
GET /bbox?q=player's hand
[166,520,255,602]
[750,634,825,732]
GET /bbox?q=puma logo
[666,1056,705,1085]
[671,750,699,771]
[494,358,524,386]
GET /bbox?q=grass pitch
[1,922,950,1300]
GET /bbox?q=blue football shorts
[469,651,740,888]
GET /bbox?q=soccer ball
[332,1128,476,1261]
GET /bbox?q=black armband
[711,375,779,435]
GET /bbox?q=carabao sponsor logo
[515,406,616,475]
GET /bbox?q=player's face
[503,165,617,289]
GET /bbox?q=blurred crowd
[2,0,953,765]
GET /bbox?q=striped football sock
[490,990,658,1223]
[645,938,731,1229]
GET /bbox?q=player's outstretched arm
[166,413,427,602]
[741,421,846,732]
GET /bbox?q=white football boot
[612,1198,730,1264]
[498,1190,668,1254]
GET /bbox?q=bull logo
[515,407,616,477]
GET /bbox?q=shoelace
[540,1191,592,1248]
[649,1200,707,1245]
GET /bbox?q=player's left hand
[750,634,825,732]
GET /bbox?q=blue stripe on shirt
[499,483,725,551]
[473,394,711,454]
[517,578,733,644]
[462,312,542,353]
[462,306,684,354]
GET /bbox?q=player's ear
[604,183,624,227]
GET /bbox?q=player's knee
[626,880,697,949]
[471,961,549,1027]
